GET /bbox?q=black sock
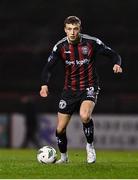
[83,119,94,144]
[56,130,67,153]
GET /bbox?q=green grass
[0,149,138,179]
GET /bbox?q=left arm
[95,38,123,73]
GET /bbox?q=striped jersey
[41,33,121,91]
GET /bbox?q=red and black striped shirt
[41,33,121,91]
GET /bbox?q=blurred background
[0,0,138,149]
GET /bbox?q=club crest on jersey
[59,100,67,109]
[82,46,89,55]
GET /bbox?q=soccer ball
[37,146,57,164]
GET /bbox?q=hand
[40,85,49,97]
[113,64,122,73]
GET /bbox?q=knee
[56,127,66,135]
[80,111,91,123]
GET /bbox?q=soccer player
[40,16,122,163]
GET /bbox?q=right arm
[40,44,60,97]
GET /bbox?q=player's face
[64,23,81,43]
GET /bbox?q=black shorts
[58,86,100,115]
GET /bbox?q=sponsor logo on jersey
[65,58,90,65]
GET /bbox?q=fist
[40,85,49,97]
[113,64,122,73]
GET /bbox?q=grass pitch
[0,149,138,179]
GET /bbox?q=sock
[61,152,68,160]
[83,119,94,144]
[56,130,67,153]
[86,142,94,149]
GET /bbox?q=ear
[64,27,67,33]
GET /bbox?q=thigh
[56,112,71,132]
[58,91,78,115]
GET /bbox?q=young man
[40,16,122,163]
